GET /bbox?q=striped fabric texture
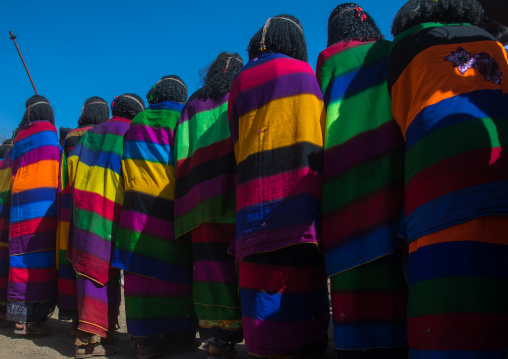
[228,52,326,261]
[0,150,12,319]
[316,40,405,276]
[57,126,93,319]
[7,121,60,322]
[388,23,508,358]
[174,93,236,239]
[67,116,130,286]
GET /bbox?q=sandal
[208,339,238,359]
[75,343,119,359]
[14,322,52,336]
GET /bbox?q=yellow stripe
[0,167,12,193]
[236,94,325,163]
[0,242,8,248]
[122,159,175,200]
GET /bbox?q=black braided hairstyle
[327,3,384,46]
[78,96,110,126]
[392,0,484,37]
[111,93,145,120]
[200,52,244,99]
[20,95,55,129]
[0,139,13,159]
[146,75,187,105]
[248,14,308,62]
[59,127,73,146]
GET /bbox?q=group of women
[0,0,508,358]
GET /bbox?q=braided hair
[59,127,73,146]
[0,139,13,159]
[146,75,187,105]
[392,0,484,37]
[78,96,110,126]
[327,3,384,46]
[111,94,145,120]
[200,52,244,99]
[20,95,55,129]
[248,14,308,62]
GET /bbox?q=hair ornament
[221,56,243,73]
[122,95,145,112]
[149,77,187,102]
[328,5,368,28]
[260,16,303,51]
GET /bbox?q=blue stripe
[241,53,290,72]
[333,321,407,350]
[12,131,59,161]
[324,221,401,277]
[112,248,192,283]
[236,194,321,237]
[240,287,329,322]
[123,140,174,165]
[0,259,8,275]
[148,101,184,112]
[11,187,57,207]
[126,317,197,337]
[407,241,508,285]
[10,251,56,269]
[409,349,507,359]
[406,181,508,243]
[10,199,57,223]
[74,143,122,175]
[324,59,388,107]
[58,264,77,280]
[406,90,508,150]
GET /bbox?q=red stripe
[238,261,327,293]
[406,148,508,215]
[321,185,403,249]
[0,218,9,231]
[331,290,407,322]
[73,188,122,223]
[408,312,508,351]
[237,168,321,210]
[0,277,7,290]
[191,223,235,244]
[15,122,57,142]
[58,278,77,296]
[9,217,57,238]
[176,138,233,178]
[9,267,57,283]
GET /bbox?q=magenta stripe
[118,210,173,239]
[126,124,170,145]
[123,272,192,296]
[193,260,238,283]
[174,174,234,217]
[11,147,59,173]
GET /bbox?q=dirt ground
[0,296,336,359]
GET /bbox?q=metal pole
[9,31,38,95]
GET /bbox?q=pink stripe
[118,210,173,239]
[193,260,238,283]
[126,124,171,145]
[123,272,192,296]
[15,122,57,142]
[237,168,321,210]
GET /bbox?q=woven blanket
[0,150,12,310]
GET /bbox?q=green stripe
[132,109,180,129]
[115,228,192,264]
[82,132,124,157]
[195,305,242,322]
[322,152,404,214]
[405,118,508,185]
[325,82,392,148]
[175,103,230,161]
[194,281,241,316]
[125,295,194,319]
[74,208,116,241]
[331,256,407,291]
[408,276,508,316]
[175,193,236,238]
[59,249,71,265]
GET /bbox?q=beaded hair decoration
[27,101,50,121]
[81,101,108,114]
[149,78,187,102]
[219,56,243,73]
[328,5,368,29]
[111,95,145,112]
[260,16,304,51]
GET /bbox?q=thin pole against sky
[9,31,38,95]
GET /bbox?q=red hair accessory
[356,6,367,22]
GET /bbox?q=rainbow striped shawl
[0,150,12,306]
[112,102,184,280]
[316,40,405,277]
[9,121,60,302]
[67,117,131,286]
[228,52,325,261]
[388,23,508,243]
[174,92,236,239]
[57,126,93,268]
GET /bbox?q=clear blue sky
[1,0,405,134]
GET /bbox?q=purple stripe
[193,260,238,283]
[235,72,322,119]
[178,94,228,125]
[0,246,8,261]
[72,227,111,262]
[123,272,192,296]
[93,117,130,137]
[8,280,57,302]
[324,120,404,181]
[174,174,234,217]
[11,146,60,175]
[126,124,170,145]
[58,294,78,312]
[76,275,118,304]
[9,232,56,256]
[119,210,173,239]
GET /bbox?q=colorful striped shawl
[174,93,236,239]
[388,23,508,243]
[112,102,185,281]
[316,40,405,277]
[56,126,93,269]
[228,52,325,261]
[67,117,131,286]
[0,150,12,307]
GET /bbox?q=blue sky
[1,0,405,135]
